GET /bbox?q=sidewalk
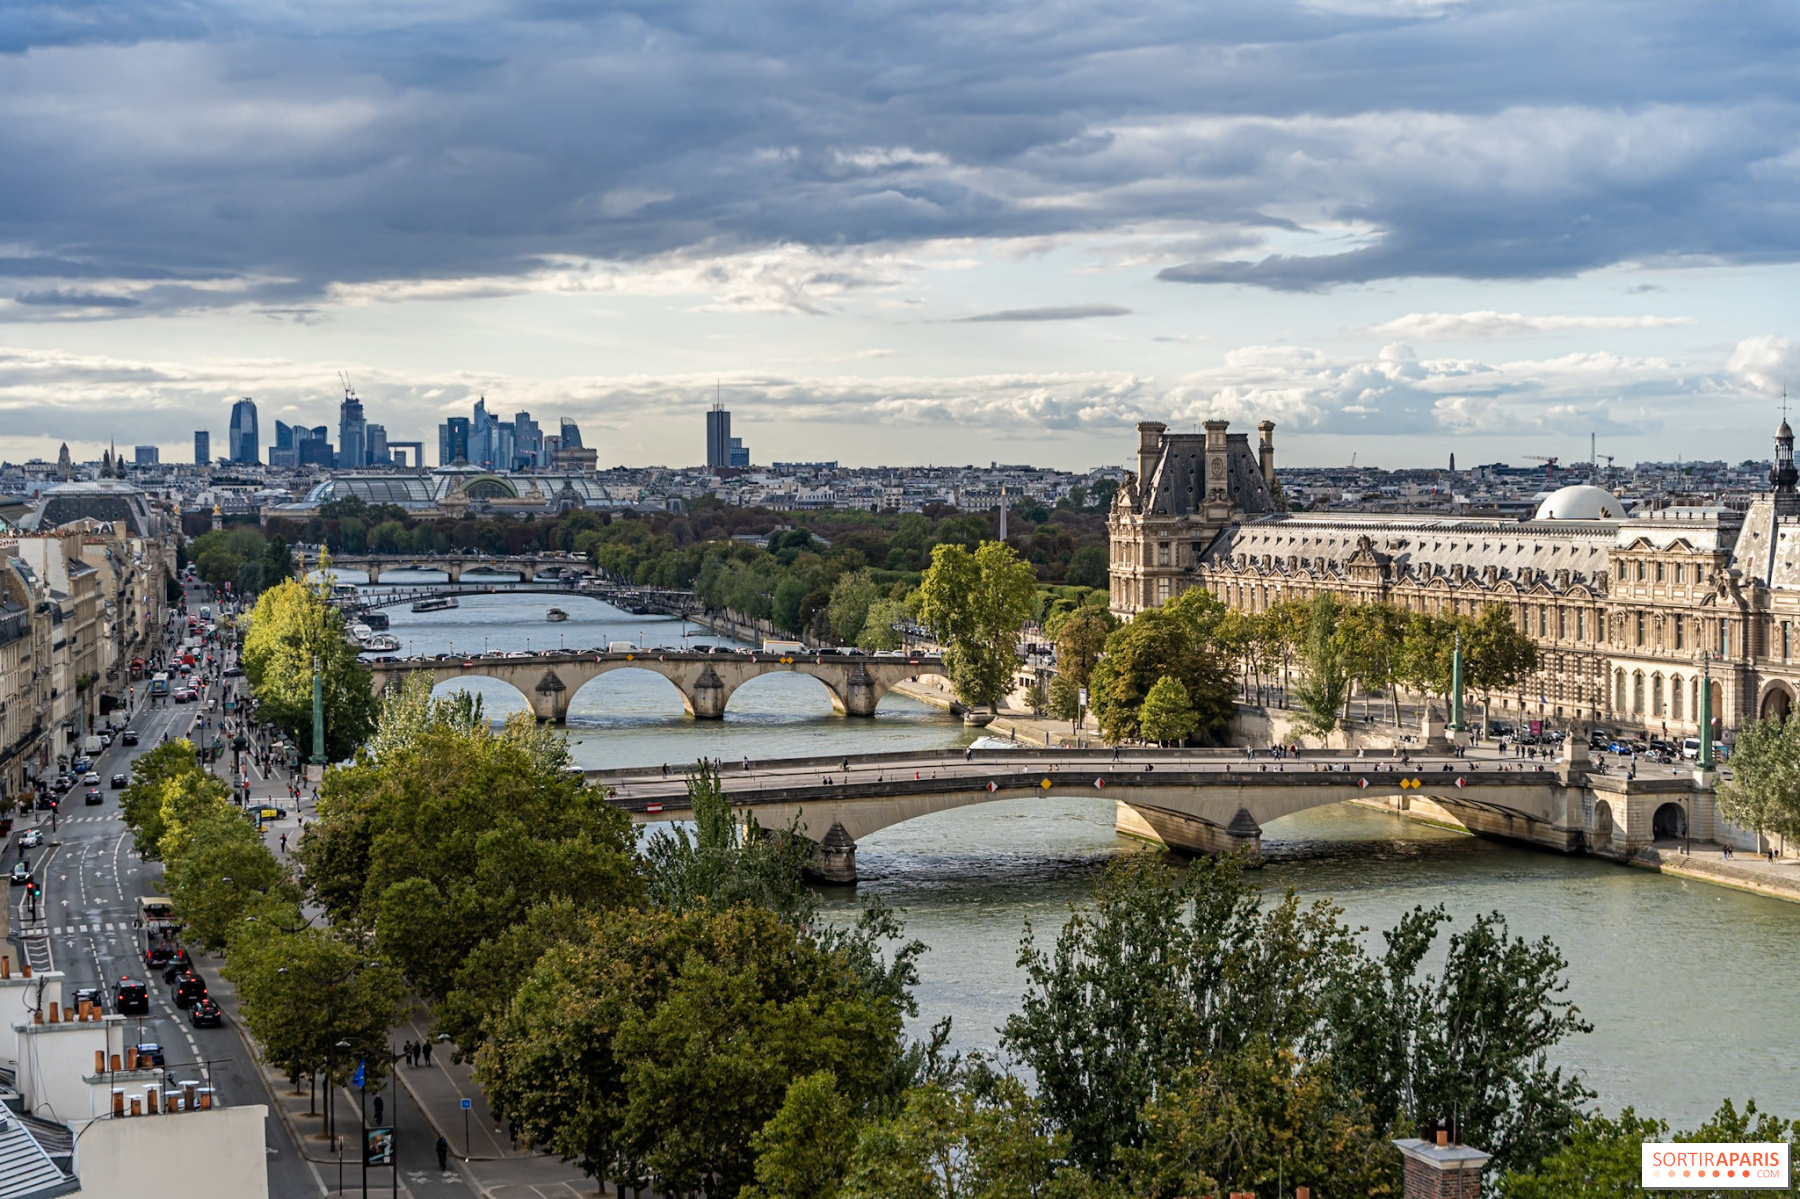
[1638,842,1800,903]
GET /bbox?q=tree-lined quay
[125,521,1800,1199]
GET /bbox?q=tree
[1337,602,1407,724]
[1086,609,1233,745]
[827,570,883,646]
[1120,1041,1400,1199]
[1465,604,1539,729]
[843,1071,1082,1199]
[296,716,641,1047]
[641,761,817,925]
[1718,716,1800,848]
[476,905,908,1197]
[1053,608,1115,690]
[1325,907,1593,1175]
[224,919,407,1091]
[240,577,379,761]
[1046,674,1083,728]
[164,809,300,951]
[120,739,219,860]
[857,596,911,651]
[1138,676,1197,745]
[917,541,1039,712]
[1003,855,1360,1176]
[1290,593,1351,739]
[746,1071,859,1199]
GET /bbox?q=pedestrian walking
[436,1135,449,1171]
[404,1041,416,1067]
[373,1095,384,1125]
[422,1039,433,1066]
[509,1120,520,1150]
[278,833,287,854]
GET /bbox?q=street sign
[460,1098,472,1111]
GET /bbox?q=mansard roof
[1141,432,1278,519]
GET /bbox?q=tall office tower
[297,426,335,467]
[705,399,730,469]
[366,424,389,464]
[193,431,210,465]
[514,412,543,468]
[267,421,297,468]
[729,437,749,468]
[228,398,259,464]
[134,446,159,466]
[339,387,367,469]
[560,418,584,449]
[439,417,471,465]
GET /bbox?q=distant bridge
[298,551,591,585]
[587,745,1708,881]
[339,582,696,616]
[366,649,948,721]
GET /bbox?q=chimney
[126,1047,138,1071]
[22,962,31,978]
[112,1089,124,1118]
[110,1053,122,1072]
[199,1088,214,1110]
[1,956,9,978]
[129,1096,141,1117]
[183,1082,197,1110]
[47,1001,58,1023]
[1136,422,1167,496]
[146,1085,160,1114]
[1395,1125,1489,1199]
[1203,420,1231,504]
[94,1049,105,1074]
[1258,421,1277,491]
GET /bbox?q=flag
[353,1059,366,1090]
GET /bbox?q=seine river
[363,578,1800,1128]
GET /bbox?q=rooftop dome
[1533,484,1626,521]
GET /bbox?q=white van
[761,640,806,655]
[607,641,638,654]
[81,734,104,755]
[1682,737,1701,760]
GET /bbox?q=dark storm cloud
[3,0,1800,307]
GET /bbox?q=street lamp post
[310,654,325,771]
[1698,651,1715,773]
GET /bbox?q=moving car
[85,788,103,806]
[17,829,41,849]
[115,978,149,1015]
[120,729,139,745]
[188,997,223,1028]
[172,972,208,1009]
[133,1042,165,1067]
[111,773,128,789]
[72,986,103,1014]
[8,861,30,886]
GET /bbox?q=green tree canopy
[1053,607,1115,690]
[240,577,378,761]
[1087,608,1234,745]
[1138,675,1198,745]
[917,541,1039,710]
[477,904,908,1198]
[296,711,641,1050]
[1291,592,1351,738]
[1718,716,1800,845]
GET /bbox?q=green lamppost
[1448,630,1466,734]
[310,653,326,767]
[1697,652,1714,772]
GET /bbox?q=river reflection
[375,582,1799,1126]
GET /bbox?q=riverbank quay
[1635,844,1800,902]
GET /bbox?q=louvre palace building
[1108,417,1800,738]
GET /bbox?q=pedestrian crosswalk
[18,922,128,936]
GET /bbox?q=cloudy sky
[4,0,1800,470]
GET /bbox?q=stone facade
[1109,418,1800,740]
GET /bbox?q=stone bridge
[588,743,1714,881]
[298,552,590,584]
[366,649,949,720]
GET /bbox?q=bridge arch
[566,665,705,722]
[1653,800,1687,840]
[425,672,534,718]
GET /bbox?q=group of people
[402,1037,437,1068]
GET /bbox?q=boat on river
[546,607,569,622]
[411,596,459,613]
[358,633,401,652]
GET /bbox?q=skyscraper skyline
[338,386,367,470]
[193,431,210,465]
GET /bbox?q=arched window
[1633,671,1645,715]
[1671,674,1684,721]
[1652,673,1664,717]
[1615,669,1627,712]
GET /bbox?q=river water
[363,578,1800,1128]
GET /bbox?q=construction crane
[1525,455,1558,484]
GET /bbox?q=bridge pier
[446,563,462,584]
[809,822,858,884]
[836,666,881,717]
[365,564,383,585]
[1115,801,1263,858]
[532,669,571,723]
[688,666,728,719]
